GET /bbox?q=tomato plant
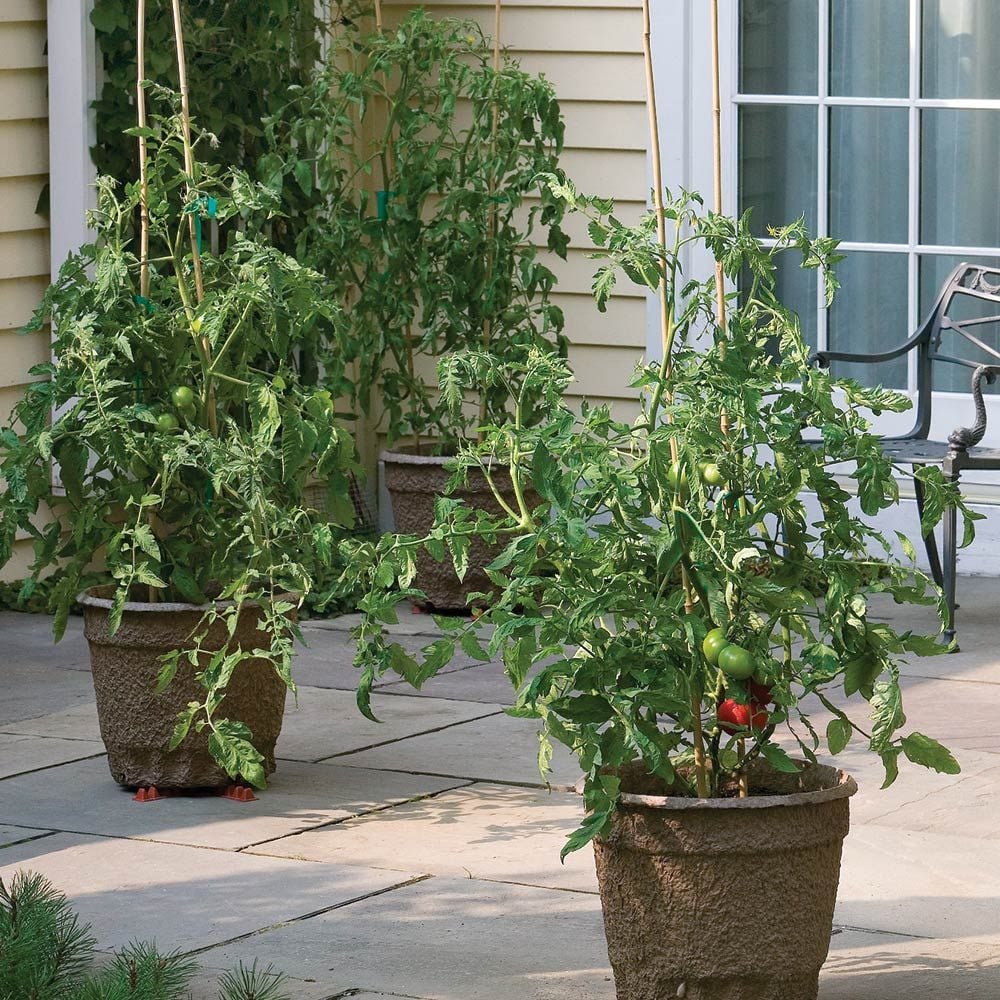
[344,176,969,859]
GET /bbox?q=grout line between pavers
[237,781,477,853]
[179,874,435,959]
[330,760,576,793]
[0,751,107,782]
[0,830,61,851]
[832,922,938,941]
[310,709,506,761]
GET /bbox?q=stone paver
[0,661,95,725]
[278,686,501,762]
[0,732,104,779]
[195,876,615,1000]
[248,783,598,893]
[820,929,1000,999]
[0,755,467,851]
[337,711,581,788]
[837,825,1000,945]
[378,659,520,704]
[0,833,413,955]
[0,701,101,740]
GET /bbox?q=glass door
[737,0,1000,464]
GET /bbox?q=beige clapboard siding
[396,0,647,412]
[0,1,46,22]
[0,68,47,121]
[0,21,46,69]
[0,175,47,231]
[0,10,48,581]
[0,275,47,329]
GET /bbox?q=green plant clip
[132,371,144,403]
[134,294,156,313]
[376,189,396,221]
[204,480,214,508]
[186,196,219,252]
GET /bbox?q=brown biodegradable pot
[78,586,291,790]
[382,448,529,612]
[593,761,858,1000]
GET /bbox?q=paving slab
[249,783,597,893]
[0,755,467,851]
[196,875,615,1000]
[836,825,1000,945]
[278,686,501,762]
[0,732,104,779]
[378,659,518,704]
[0,824,56,849]
[291,630,484,691]
[0,661,95,725]
[336,711,581,789]
[0,833,413,955]
[0,700,101,740]
[819,928,1000,999]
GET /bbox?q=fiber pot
[382,448,530,611]
[78,587,290,790]
[593,761,857,1000]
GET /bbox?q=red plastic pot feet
[219,784,257,803]
[132,786,169,803]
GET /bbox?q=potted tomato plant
[0,7,355,793]
[340,8,977,995]
[263,6,568,610]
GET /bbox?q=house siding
[0,0,49,579]
[388,0,648,418]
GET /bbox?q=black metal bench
[812,263,1000,642]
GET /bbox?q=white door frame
[46,0,97,281]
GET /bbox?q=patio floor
[2,583,1000,998]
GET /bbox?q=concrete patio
[1,583,999,999]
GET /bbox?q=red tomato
[718,698,769,734]
[749,680,774,705]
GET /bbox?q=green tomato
[156,412,179,434]
[718,644,755,680]
[702,628,729,666]
[170,385,195,409]
[701,463,725,487]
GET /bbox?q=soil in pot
[79,587,291,790]
[382,448,533,612]
[593,760,858,1000]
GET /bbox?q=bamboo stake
[708,0,746,798]
[169,0,217,436]
[477,0,503,434]
[170,0,205,305]
[137,0,150,300]
[641,0,709,799]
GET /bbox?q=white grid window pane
[740,0,819,96]
[831,0,909,98]
[923,0,1000,100]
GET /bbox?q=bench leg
[913,472,944,587]
[942,474,959,647]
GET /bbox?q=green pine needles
[0,871,288,1000]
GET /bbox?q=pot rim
[578,762,858,811]
[76,585,298,616]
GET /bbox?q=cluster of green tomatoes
[155,385,197,434]
[702,627,774,735]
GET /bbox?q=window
[737,0,1000,394]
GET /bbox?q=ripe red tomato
[749,679,774,705]
[718,698,769,734]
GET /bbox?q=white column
[46,0,97,277]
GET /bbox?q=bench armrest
[810,333,925,370]
[948,364,1000,453]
